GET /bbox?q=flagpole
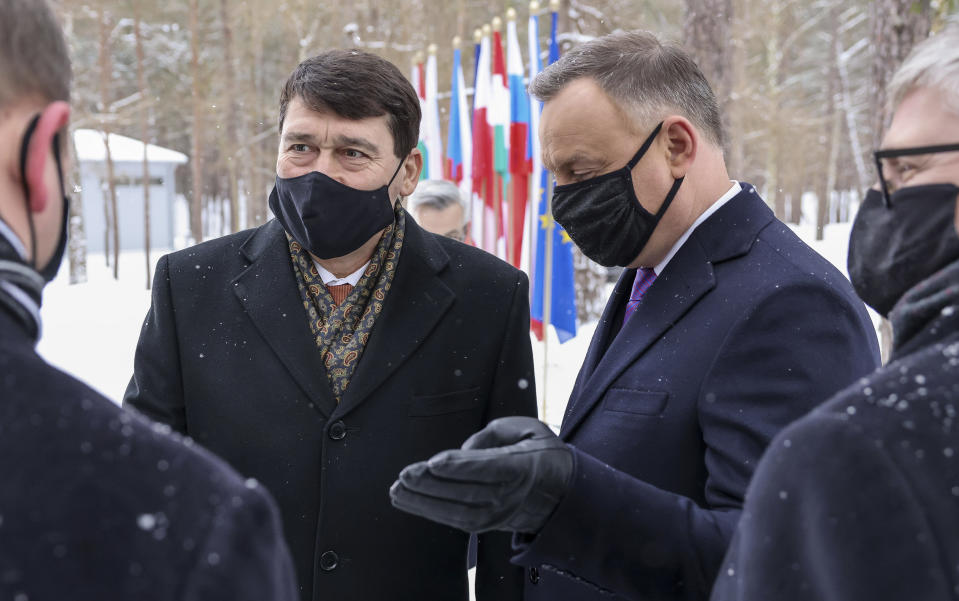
[541,175,555,421]
[527,0,541,280]
[491,17,503,260]
[506,8,518,268]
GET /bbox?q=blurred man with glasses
[712,24,959,601]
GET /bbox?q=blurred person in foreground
[408,178,471,242]
[124,49,535,601]
[712,24,959,601]
[391,30,882,601]
[0,1,297,598]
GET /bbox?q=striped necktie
[326,283,353,307]
[623,268,657,325]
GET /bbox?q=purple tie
[623,268,657,325]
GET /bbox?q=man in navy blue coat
[391,31,880,601]
[0,2,297,598]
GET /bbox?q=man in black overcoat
[124,49,536,601]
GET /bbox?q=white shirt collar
[653,181,741,276]
[313,260,371,287]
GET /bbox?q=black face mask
[17,113,70,283]
[269,161,404,260]
[848,184,959,317]
[551,122,684,267]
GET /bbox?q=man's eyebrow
[545,152,594,173]
[332,134,380,155]
[281,131,319,145]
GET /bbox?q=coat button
[329,421,347,441]
[529,567,540,584]
[320,550,339,571]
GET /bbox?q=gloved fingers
[397,461,510,505]
[421,448,527,484]
[462,416,552,450]
[389,479,496,532]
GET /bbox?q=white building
[73,129,187,253]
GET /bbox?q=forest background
[52,0,958,324]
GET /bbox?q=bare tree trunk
[67,139,88,284]
[836,33,870,194]
[189,0,204,245]
[221,0,240,234]
[726,0,748,177]
[246,2,267,228]
[764,0,784,219]
[788,161,804,226]
[62,11,87,285]
[135,10,152,290]
[870,0,932,148]
[557,0,572,47]
[818,6,841,242]
[683,0,733,134]
[98,5,119,279]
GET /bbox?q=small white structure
[74,129,187,253]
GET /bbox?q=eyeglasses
[874,143,959,207]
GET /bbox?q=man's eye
[290,144,311,153]
[343,149,368,160]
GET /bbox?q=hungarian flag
[489,24,510,261]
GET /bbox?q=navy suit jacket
[512,184,881,600]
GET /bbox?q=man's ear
[662,116,696,180]
[24,101,70,214]
[398,149,424,197]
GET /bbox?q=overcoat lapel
[562,269,634,424]
[233,220,338,418]
[560,242,715,439]
[335,220,455,418]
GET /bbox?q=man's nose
[309,153,347,184]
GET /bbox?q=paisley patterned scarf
[288,205,406,401]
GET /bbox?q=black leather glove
[390,416,573,534]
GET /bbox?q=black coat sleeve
[123,254,188,434]
[475,271,538,601]
[711,412,953,601]
[512,281,880,600]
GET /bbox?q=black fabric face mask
[848,184,959,317]
[551,122,684,267]
[269,160,404,260]
[17,113,70,283]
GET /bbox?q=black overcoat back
[0,308,297,600]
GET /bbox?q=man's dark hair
[0,0,72,109]
[529,30,724,149]
[279,49,421,159]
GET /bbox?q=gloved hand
[389,416,573,534]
